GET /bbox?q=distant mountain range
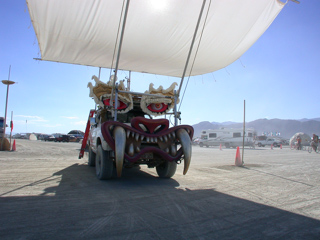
[192,118,320,139]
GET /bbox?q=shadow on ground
[0,164,319,239]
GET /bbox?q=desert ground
[0,140,319,239]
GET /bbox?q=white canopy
[27,0,286,77]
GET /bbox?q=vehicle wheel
[95,145,113,180]
[258,143,262,147]
[273,143,278,147]
[225,143,230,148]
[199,143,203,148]
[156,161,177,178]
[88,146,96,166]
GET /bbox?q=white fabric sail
[27,0,286,77]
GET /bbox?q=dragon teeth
[170,144,177,156]
[128,143,134,156]
[172,132,176,139]
[135,133,140,141]
[135,146,140,153]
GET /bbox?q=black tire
[225,143,230,148]
[199,143,203,148]
[88,146,96,167]
[273,143,278,147]
[258,143,262,147]
[156,161,177,178]
[95,145,113,180]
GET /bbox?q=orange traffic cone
[219,144,222,151]
[271,144,273,150]
[280,144,282,149]
[235,146,243,166]
[12,140,16,151]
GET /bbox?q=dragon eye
[147,103,168,113]
[103,99,127,110]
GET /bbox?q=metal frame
[109,0,207,126]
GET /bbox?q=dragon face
[101,117,193,176]
[88,75,193,177]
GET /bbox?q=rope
[110,0,126,78]
[178,0,212,111]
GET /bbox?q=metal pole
[114,84,119,121]
[111,0,130,107]
[173,90,178,126]
[177,0,207,97]
[1,66,14,150]
[1,84,10,150]
[242,100,245,165]
[127,70,131,91]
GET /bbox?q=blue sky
[1,0,319,134]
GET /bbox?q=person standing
[311,134,319,152]
[297,135,302,150]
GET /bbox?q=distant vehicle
[44,135,55,141]
[68,130,84,142]
[199,128,256,148]
[53,134,70,142]
[192,137,200,145]
[38,134,50,141]
[13,133,29,139]
[256,137,282,147]
[68,135,78,142]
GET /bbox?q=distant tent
[0,137,10,151]
[29,133,37,141]
[290,132,311,147]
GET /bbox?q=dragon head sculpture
[88,75,193,177]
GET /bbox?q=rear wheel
[95,145,113,180]
[156,161,177,178]
[199,143,203,147]
[88,146,96,166]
